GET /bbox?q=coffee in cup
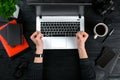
[94,23,108,39]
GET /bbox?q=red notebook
[0,35,29,57]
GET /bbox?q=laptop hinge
[36,6,42,31]
[79,6,84,17]
[79,6,85,31]
[36,6,42,18]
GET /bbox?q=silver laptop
[27,0,91,49]
[36,15,85,49]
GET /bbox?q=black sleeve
[28,63,43,80]
[79,59,96,80]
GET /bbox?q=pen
[102,28,114,43]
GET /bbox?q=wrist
[78,48,86,54]
[78,47,88,59]
[34,57,43,63]
[36,48,43,54]
[77,43,85,49]
[78,46,85,51]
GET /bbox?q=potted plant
[0,0,19,19]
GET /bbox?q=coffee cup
[94,23,108,39]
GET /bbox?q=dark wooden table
[0,0,120,80]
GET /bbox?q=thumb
[76,33,80,40]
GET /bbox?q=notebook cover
[0,27,7,49]
[7,24,23,47]
[0,26,7,43]
[0,35,29,57]
[0,20,16,31]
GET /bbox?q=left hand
[30,31,44,54]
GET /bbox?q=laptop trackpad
[51,38,66,48]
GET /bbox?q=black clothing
[28,51,96,80]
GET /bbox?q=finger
[76,32,80,39]
[76,33,82,40]
[39,33,43,39]
[36,33,43,40]
[82,33,86,38]
[76,31,81,36]
[81,33,88,41]
[37,31,44,37]
[79,31,83,33]
[79,31,87,37]
[77,31,83,36]
[41,34,44,38]
[30,31,38,40]
[36,31,41,34]
[83,32,89,38]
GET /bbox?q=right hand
[76,31,89,59]
[30,31,44,54]
[76,31,89,49]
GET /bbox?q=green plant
[0,0,18,19]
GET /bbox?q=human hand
[76,31,89,59]
[76,31,89,49]
[30,31,44,54]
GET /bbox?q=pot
[12,5,20,18]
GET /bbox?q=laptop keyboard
[41,22,80,37]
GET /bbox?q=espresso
[96,25,105,35]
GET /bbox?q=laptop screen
[27,0,91,5]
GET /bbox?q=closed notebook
[0,22,11,49]
[7,24,23,47]
[0,35,29,57]
[0,26,7,49]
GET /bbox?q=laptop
[27,0,92,49]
